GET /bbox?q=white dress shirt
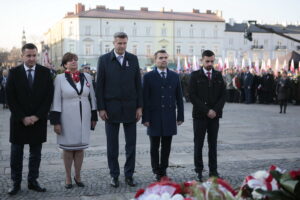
[157,68,167,78]
[24,64,36,80]
[114,50,125,65]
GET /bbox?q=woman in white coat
[50,53,97,189]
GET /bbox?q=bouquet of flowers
[134,177,238,200]
[238,165,300,200]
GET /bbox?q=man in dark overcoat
[142,50,184,181]
[5,43,54,195]
[96,32,142,187]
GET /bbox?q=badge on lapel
[86,82,90,88]
[126,61,130,67]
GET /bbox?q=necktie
[161,72,166,79]
[117,55,123,65]
[207,71,211,80]
[27,69,33,89]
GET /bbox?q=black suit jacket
[189,68,226,119]
[96,50,142,123]
[6,64,54,144]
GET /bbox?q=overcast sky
[0,0,299,50]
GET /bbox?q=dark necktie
[28,69,33,89]
[117,55,123,65]
[207,71,211,80]
[161,72,166,79]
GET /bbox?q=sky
[0,0,299,50]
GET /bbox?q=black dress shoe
[125,177,137,187]
[155,174,161,181]
[65,183,73,189]
[209,171,220,178]
[197,173,203,182]
[8,184,20,195]
[28,181,46,192]
[110,177,119,188]
[74,177,84,187]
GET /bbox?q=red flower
[134,188,145,198]
[289,170,300,180]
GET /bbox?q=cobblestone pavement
[0,103,300,200]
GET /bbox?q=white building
[44,3,225,69]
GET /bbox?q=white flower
[161,193,171,200]
[253,170,269,180]
[144,194,161,200]
[171,194,184,200]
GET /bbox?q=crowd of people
[0,31,298,197]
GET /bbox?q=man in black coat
[142,50,184,181]
[5,43,54,195]
[96,32,142,187]
[243,67,254,104]
[189,50,226,182]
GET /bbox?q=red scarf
[65,70,80,83]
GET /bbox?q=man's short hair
[202,50,215,58]
[154,49,168,59]
[22,43,37,53]
[113,32,128,39]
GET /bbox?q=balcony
[251,45,264,50]
[275,45,287,50]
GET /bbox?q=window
[132,45,137,55]
[161,28,167,36]
[69,26,73,36]
[105,27,110,35]
[146,27,151,36]
[229,38,234,46]
[201,29,205,38]
[254,40,259,46]
[177,29,181,37]
[213,30,218,38]
[189,29,194,37]
[264,39,268,47]
[85,44,92,55]
[189,46,194,55]
[162,46,166,50]
[120,27,124,32]
[105,45,110,53]
[176,46,181,54]
[201,46,205,54]
[85,26,91,36]
[146,45,151,56]
[132,28,137,36]
[69,44,75,53]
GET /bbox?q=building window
[161,28,167,36]
[213,30,218,38]
[201,46,205,54]
[105,27,110,35]
[69,26,73,36]
[105,45,110,53]
[120,27,125,32]
[69,44,75,53]
[85,26,91,36]
[229,38,234,46]
[146,45,151,56]
[176,46,181,54]
[132,28,137,36]
[85,44,92,55]
[189,46,194,55]
[177,29,181,37]
[254,39,259,46]
[214,46,219,55]
[132,45,137,55]
[162,46,166,50]
[201,29,205,38]
[264,39,268,47]
[244,39,248,45]
[146,27,151,36]
[189,29,194,37]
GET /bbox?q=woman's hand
[91,121,97,130]
[54,124,62,135]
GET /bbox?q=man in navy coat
[96,32,142,187]
[142,50,184,181]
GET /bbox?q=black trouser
[193,118,219,174]
[105,122,136,178]
[244,88,253,103]
[226,89,235,102]
[279,100,288,113]
[149,136,173,176]
[10,143,42,185]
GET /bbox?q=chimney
[140,7,148,11]
[66,12,75,17]
[206,10,212,14]
[96,5,106,10]
[161,7,165,12]
[216,10,222,18]
[229,18,235,26]
[120,6,124,11]
[192,9,199,13]
[75,3,85,14]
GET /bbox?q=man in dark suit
[142,50,184,181]
[0,69,8,108]
[243,67,254,104]
[189,50,226,182]
[5,43,54,195]
[96,32,142,187]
